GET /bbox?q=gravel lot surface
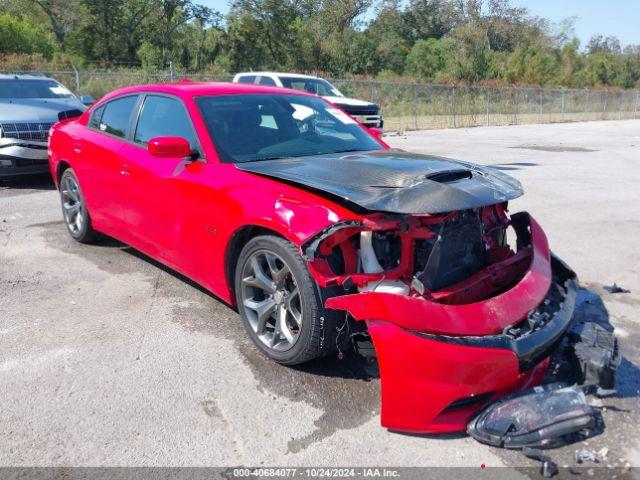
[1,120,639,473]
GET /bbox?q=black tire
[234,235,338,365]
[59,168,98,243]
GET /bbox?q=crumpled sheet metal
[326,213,551,336]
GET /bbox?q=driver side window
[134,95,199,151]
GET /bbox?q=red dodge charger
[48,82,577,434]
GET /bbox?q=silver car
[0,74,91,177]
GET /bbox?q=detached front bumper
[325,213,578,433]
[0,138,49,177]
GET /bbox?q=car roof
[0,73,52,80]
[98,81,314,103]
[235,72,321,80]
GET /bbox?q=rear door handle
[120,163,131,176]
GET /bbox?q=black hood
[236,149,523,214]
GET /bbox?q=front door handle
[120,164,131,176]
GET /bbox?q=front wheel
[234,235,329,365]
[59,168,97,243]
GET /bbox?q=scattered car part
[567,321,620,390]
[575,448,598,464]
[467,383,598,448]
[540,459,558,478]
[604,283,630,294]
[523,447,558,478]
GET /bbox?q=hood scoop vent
[426,169,473,184]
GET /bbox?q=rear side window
[134,95,198,148]
[237,75,256,84]
[258,76,276,86]
[98,96,138,138]
[89,105,104,129]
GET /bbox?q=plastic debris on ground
[566,321,621,390]
[523,447,559,478]
[575,448,598,464]
[603,283,630,294]
[465,317,623,474]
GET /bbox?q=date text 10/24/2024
[230,468,401,478]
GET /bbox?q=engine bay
[303,202,530,308]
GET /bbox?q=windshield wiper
[242,156,288,162]
[243,149,370,163]
[332,148,368,154]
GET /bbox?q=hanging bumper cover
[325,213,578,433]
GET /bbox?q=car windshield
[0,79,74,99]
[279,77,343,97]
[196,94,381,163]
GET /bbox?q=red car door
[116,94,206,272]
[76,95,140,239]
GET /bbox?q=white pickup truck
[233,72,383,129]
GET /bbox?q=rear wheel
[59,168,97,243]
[235,235,327,365]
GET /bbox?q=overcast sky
[198,0,638,48]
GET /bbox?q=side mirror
[58,109,84,121]
[368,127,383,138]
[148,136,192,158]
[80,95,95,106]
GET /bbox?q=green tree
[120,0,157,62]
[367,3,410,74]
[2,0,640,89]
[78,0,126,63]
[584,52,623,86]
[405,38,446,80]
[184,5,224,70]
[403,0,458,41]
[149,0,194,67]
[226,0,302,70]
[0,13,54,57]
[619,46,640,89]
[442,23,492,83]
[505,44,559,86]
[27,0,83,50]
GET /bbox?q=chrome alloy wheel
[61,174,84,236]
[240,250,303,352]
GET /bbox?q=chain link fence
[333,80,640,130]
[4,69,640,131]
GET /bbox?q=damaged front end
[302,204,581,433]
